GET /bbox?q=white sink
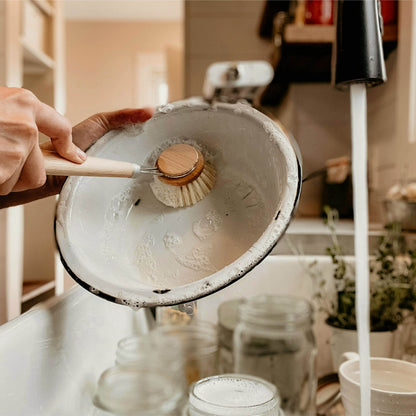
[0,254,336,415]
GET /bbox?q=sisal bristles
[150,163,216,208]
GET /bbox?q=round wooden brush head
[156,144,205,186]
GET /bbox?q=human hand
[0,106,153,208]
[0,87,86,195]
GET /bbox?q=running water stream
[350,83,371,416]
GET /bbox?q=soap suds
[163,232,217,273]
[193,376,275,408]
[108,165,270,288]
[135,234,157,279]
[97,137,271,290]
[193,210,223,240]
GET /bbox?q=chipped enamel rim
[55,100,301,308]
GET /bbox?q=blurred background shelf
[21,281,56,313]
[30,0,54,17]
[22,281,55,303]
[0,0,64,324]
[284,23,398,43]
[21,38,55,74]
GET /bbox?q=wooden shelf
[30,0,54,16]
[21,38,55,75]
[284,24,334,43]
[22,280,55,303]
[284,24,398,44]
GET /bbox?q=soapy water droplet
[163,232,217,273]
[163,232,182,249]
[193,210,223,240]
[152,214,165,224]
[158,103,174,113]
[263,121,276,136]
[142,232,155,248]
[105,189,133,223]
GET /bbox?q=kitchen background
[0,0,415,400]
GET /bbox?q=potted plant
[306,207,416,371]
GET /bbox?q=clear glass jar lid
[187,374,281,416]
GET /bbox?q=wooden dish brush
[42,143,215,208]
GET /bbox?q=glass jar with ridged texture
[233,295,317,416]
[116,333,184,371]
[155,321,218,385]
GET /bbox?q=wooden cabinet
[0,0,65,323]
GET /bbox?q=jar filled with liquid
[184,374,283,416]
[233,295,317,416]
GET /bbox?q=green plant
[306,207,416,331]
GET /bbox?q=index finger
[33,100,86,163]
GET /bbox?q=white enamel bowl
[55,100,301,308]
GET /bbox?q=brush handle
[42,148,138,178]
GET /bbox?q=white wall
[65,20,183,124]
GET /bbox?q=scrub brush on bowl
[42,142,215,208]
[150,143,216,208]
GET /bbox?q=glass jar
[184,374,283,416]
[94,332,187,415]
[155,321,218,385]
[95,365,186,416]
[217,298,244,373]
[233,295,317,416]
[116,332,184,372]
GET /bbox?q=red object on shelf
[305,0,333,25]
[380,0,397,25]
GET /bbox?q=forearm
[0,175,66,208]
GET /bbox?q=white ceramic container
[339,352,416,415]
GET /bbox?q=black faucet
[333,0,387,89]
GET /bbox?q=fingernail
[76,147,87,161]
